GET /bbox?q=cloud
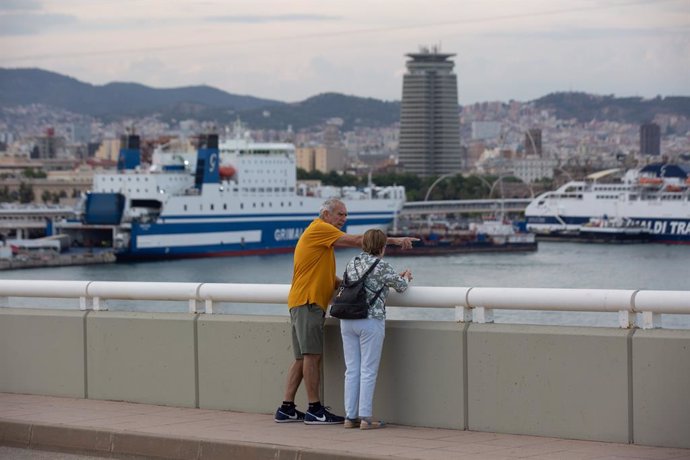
[205,14,341,24]
[0,0,42,11]
[0,13,77,36]
[484,25,690,41]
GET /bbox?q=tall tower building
[399,46,462,176]
[640,123,660,156]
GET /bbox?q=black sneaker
[304,406,345,425]
[274,405,305,423]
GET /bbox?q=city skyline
[1,0,688,104]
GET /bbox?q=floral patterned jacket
[343,252,409,320]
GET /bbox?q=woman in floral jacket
[339,228,412,430]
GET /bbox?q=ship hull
[385,224,538,256]
[527,216,690,243]
[116,211,397,260]
[385,240,537,256]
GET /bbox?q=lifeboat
[219,165,236,179]
[638,177,663,185]
[665,184,684,192]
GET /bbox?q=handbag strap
[358,257,385,306]
[369,285,385,305]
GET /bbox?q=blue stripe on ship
[119,216,394,260]
[526,216,590,225]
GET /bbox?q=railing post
[618,310,634,329]
[188,299,201,314]
[455,305,472,323]
[205,299,214,314]
[640,311,661,330]
[192,283,205,314]
[474,306,494,324]
[92,297,108,311]
[79,296,91,311]
[82,281,92,311]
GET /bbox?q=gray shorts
[290,303,325,359]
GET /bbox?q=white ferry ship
[58,134,405,259]
[525,163,690,243]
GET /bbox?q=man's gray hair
[319,198,344,218]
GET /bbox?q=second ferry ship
[58,133,405,259]
[525,163,690,243]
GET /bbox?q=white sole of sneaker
[304,421,343,425]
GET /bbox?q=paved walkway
[1,393,689,460]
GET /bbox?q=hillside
[533,92,690,123]
[1,68,689,129]
[0,68,282,117]
[0,68,400,129]
[229,93,401,130]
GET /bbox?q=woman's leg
[358,319,385,419]
[340,320,361,420]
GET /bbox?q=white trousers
[340,318,385,419]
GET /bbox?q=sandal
[360,419,386,430]
[344,418,360,428]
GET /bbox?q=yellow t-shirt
[287,218,345,310]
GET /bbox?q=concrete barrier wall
[1,307,689,448]
[632,329,690,449]
[0,308,86,398]
[86,312,197,407]
[468,324,631,442]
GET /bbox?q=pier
[0,249,115,271]
[1,281,689,458]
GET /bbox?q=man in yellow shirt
[275,198,415,424]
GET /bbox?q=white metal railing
[1,280,689,330]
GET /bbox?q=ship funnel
[117,134,141,170]
[195,134,220,189]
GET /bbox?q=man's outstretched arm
[334,233,363,248]
[334,233,417,249]
[386,236,417,250]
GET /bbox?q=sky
[1,0,689,104]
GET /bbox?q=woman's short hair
[362,229,387,256]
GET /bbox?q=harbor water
[2,242,689,329]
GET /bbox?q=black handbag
[330,258,383,319]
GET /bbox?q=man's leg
[293,304,325,403]
[283,358,303,402]
[275,307,309,423]
[302,353,322,403]
[298,305,343,425]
